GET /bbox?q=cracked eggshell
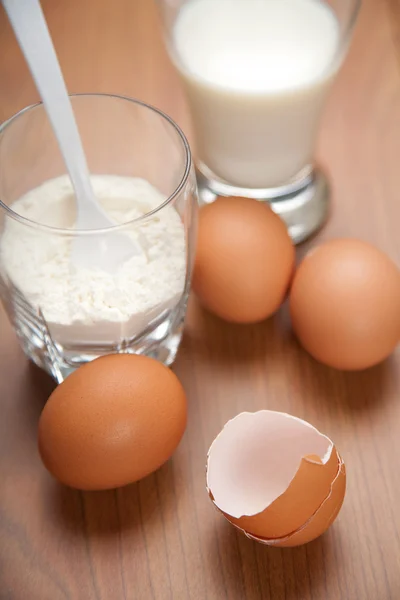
[247,456,346,547]
[206,411,346,546]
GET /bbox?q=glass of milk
[158,0,360,243]
[0,94,198,382]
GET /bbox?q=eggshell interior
[207,411,341,539]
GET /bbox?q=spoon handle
[2,0,95,206]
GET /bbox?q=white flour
[0,175,186,346]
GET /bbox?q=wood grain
[1,0,400,598]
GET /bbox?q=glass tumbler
[157,0,360,243]
[0,94,198,383]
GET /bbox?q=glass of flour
[0,94,198,382]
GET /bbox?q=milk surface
[173,0,340,188]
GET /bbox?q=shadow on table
[47,468,340,599]
[208,518,341,600]
[27,361,56,406]
[48,458,178,539]
[181,294,289,366]
[10,361,56,443]
[181,294,395,417]
[289,333,395,416]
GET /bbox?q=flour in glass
[0,175,186,346]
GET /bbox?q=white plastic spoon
[2,0,142,271]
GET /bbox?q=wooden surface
[1,0,400,598]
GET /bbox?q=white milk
[172,0,340,189]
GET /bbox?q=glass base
[196,164,330,245]
[6,283,188,383]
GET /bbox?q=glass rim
[0,93,192,236]
[163,0,362,95]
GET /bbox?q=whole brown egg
[193,197,295,323]
[290,239,400,370]
[38,354,187,490]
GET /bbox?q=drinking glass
[157,0,360,243]
[0,94,198,382]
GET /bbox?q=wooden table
[1,1,400,598]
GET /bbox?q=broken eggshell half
[206,411,346,547]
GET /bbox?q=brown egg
[290,239,400,370]
[38,354,187,490]
[206,411,346,547]
[193,196,295,323]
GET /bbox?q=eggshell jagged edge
[245,454,346,547]
[206,411,346,546]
